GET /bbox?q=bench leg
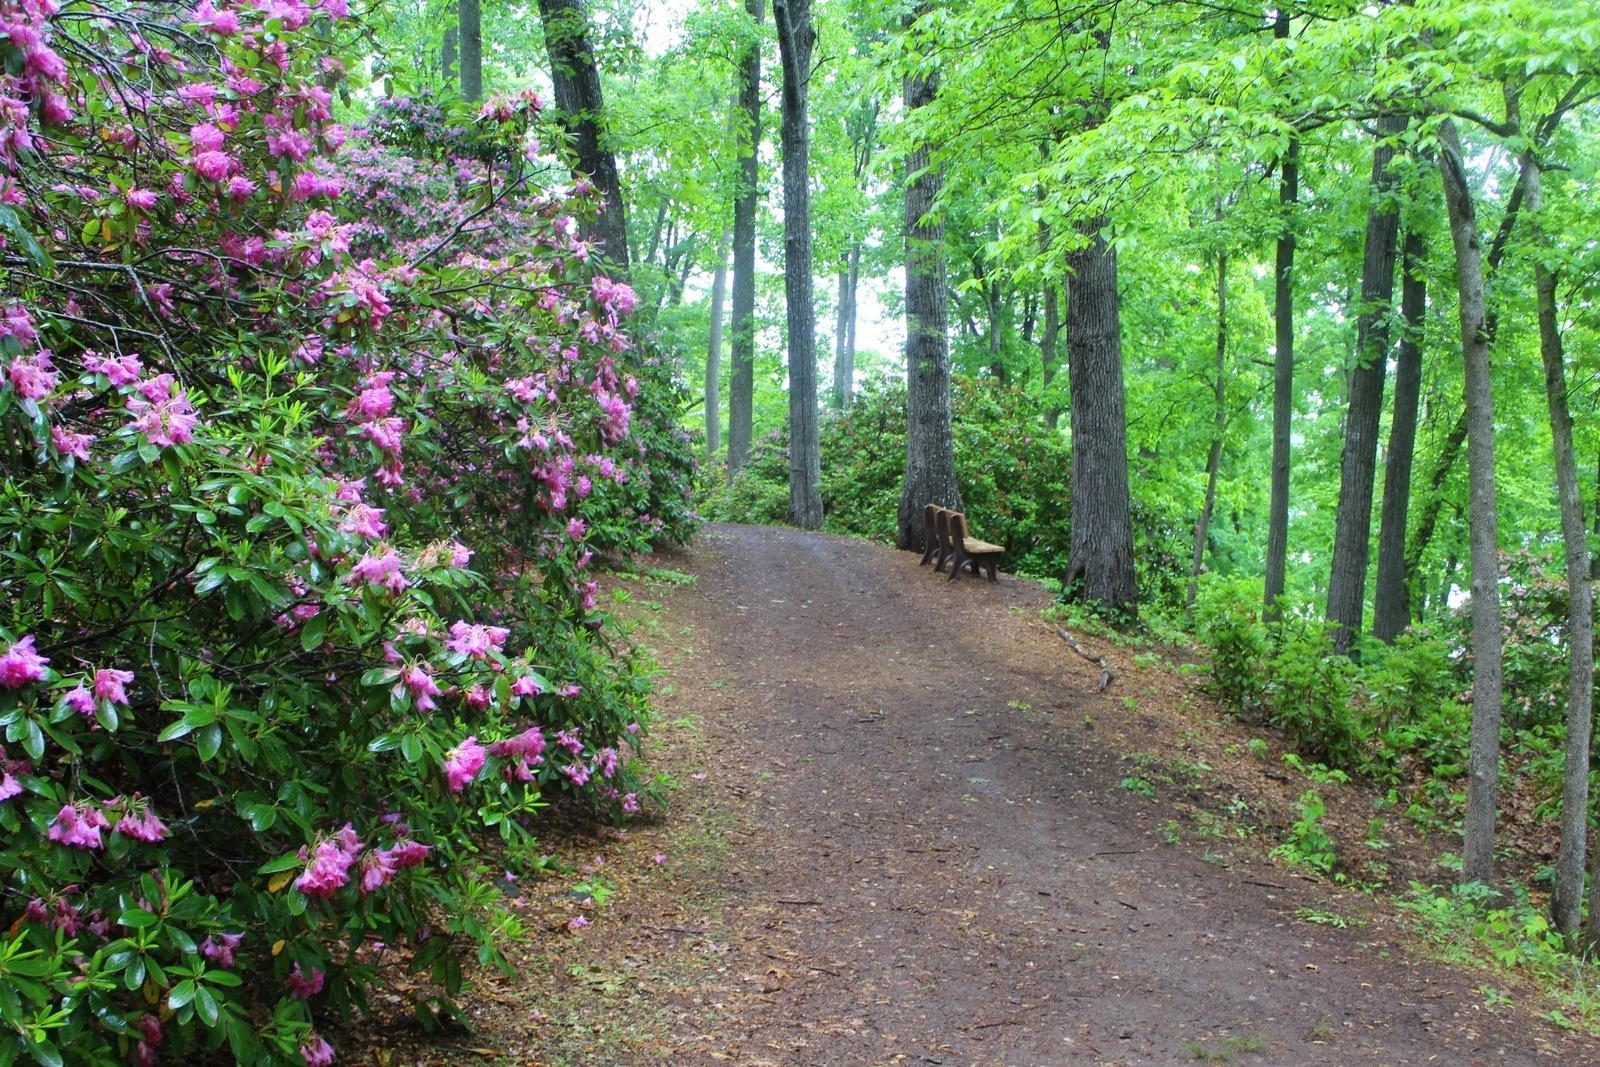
[985,557,998,582]
[919,541,936,566]
[948,550,964,582]
[968,557,981,575]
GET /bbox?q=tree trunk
[1438,118,1505,890]
[442,22,458,84]
[1041,276,1062,431]
[1326,114,1406,652]
[842,242,860,406]
[727,0,763,473]
[773,0,821,529]
[1062,221,1137,618]
[457,0,482,102]
[1264,9,1296,619]
[1187,248,1227,613]
[706,229,730,456]
[1519,152,1593,942]
[832,240,860,409]
[538,0,629,270]
[896,62,960,550]
[1373,230,1426,642]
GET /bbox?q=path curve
[629,524,1593,1066]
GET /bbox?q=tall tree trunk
[832,240,860,410]
[706,229,730,456]
[1405,156,1537,604]
[457,0,482,101]
[1187,248,1227,613]
[1041,276,1062,431]
[1062,221,1137,618]
[538,0,629,270]
[1326,114,1406,652]
[773,0,821,529]
[442,22,458,84]
[727,0,763,473]
[1373,230,1427,642]
[1264,8,1297,619]
[1518,151,1594,942]
[896,61,961,549]
[1438,118,1505,890]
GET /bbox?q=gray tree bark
[895,63,960,550]
[727,0,763,473]
[1326,114,1406,652]
[538,0,629,270]
[772,0,821,529]
[442,22,458,84]
[1438,118,1505,890]
[1520,149,1593,940]
[1372,230,1427,642]
[1062,221,1137,618]
[706,229,730,456]
[1187,248,1227,613]
[832,243,859,409]
[1264,9,1296,619]
[458,0,482,102]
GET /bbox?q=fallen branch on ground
[1053,626,1114,691]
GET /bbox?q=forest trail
[435,523,1600,1066]
[574,523,1592,1067]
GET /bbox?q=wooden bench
[918,504,1003,583]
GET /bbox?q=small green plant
[1163,819,1184,844]
[1182,1032,1266,1062]
[1246,738,1270,758]
[1365,818,1392,849]
[1271,790,1336,874]
[1121,776,1156,797]
[1295,906,1360,929]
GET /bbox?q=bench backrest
[949,511,971,552]
[934,506,954,556]
[922,504,938,551]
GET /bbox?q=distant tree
[538,0,629,269]
[727,0,763,472]
[773,0,822,528]
[458,0,482,101]
[896,46,960,550]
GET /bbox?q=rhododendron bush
[0,2,693,1063]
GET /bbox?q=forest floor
[361,523,1600,1066]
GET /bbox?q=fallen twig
[1053,626,1114,691]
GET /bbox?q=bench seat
[960,537,1004,556]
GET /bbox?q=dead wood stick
[1053,626,1114,691]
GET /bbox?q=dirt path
[606,524,1595,1066]
[388,524,1597,1066]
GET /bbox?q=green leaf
[401,733,423,764]
[167,979,197,1010]
[118,909,159,930]
[195,985,219,1026]
[95,704,119,733]
[256,852,303,875]
[299,614,326,652]
[196,724,222,762]
[23,719,44,761]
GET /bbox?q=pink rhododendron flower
[286,963,326,999]
[567,915,589,930]
[200,931,244,967]
[510,674,542,698]
[62,684,94,716]
[448,541,473,568]
[622,793,640,814]
[300,1035,336,1066]
[136,1014,163,1067]
[346,546,408,594]
[561,762,591,787]
[48,803,109,850]
[391,839,430,868]
[294,835,357,899]
[397,664,440,711]
[0,767,20,802]
[114,802,167,843]
[0,636,48,688]
[359,847,396,893]
[126,380,198,447]
[84,350,143,385]
[554,728,582,755]
[92,667,133,705]
[463,684,490,710]
[193,150,234,181]
[124,187,158,210]
[50,425,94,461]
[194,1,241,34]
[445,621,508,660]
[442,736,486,793]
[7,350,59,400]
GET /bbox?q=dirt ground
[363,524,1600,1066]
